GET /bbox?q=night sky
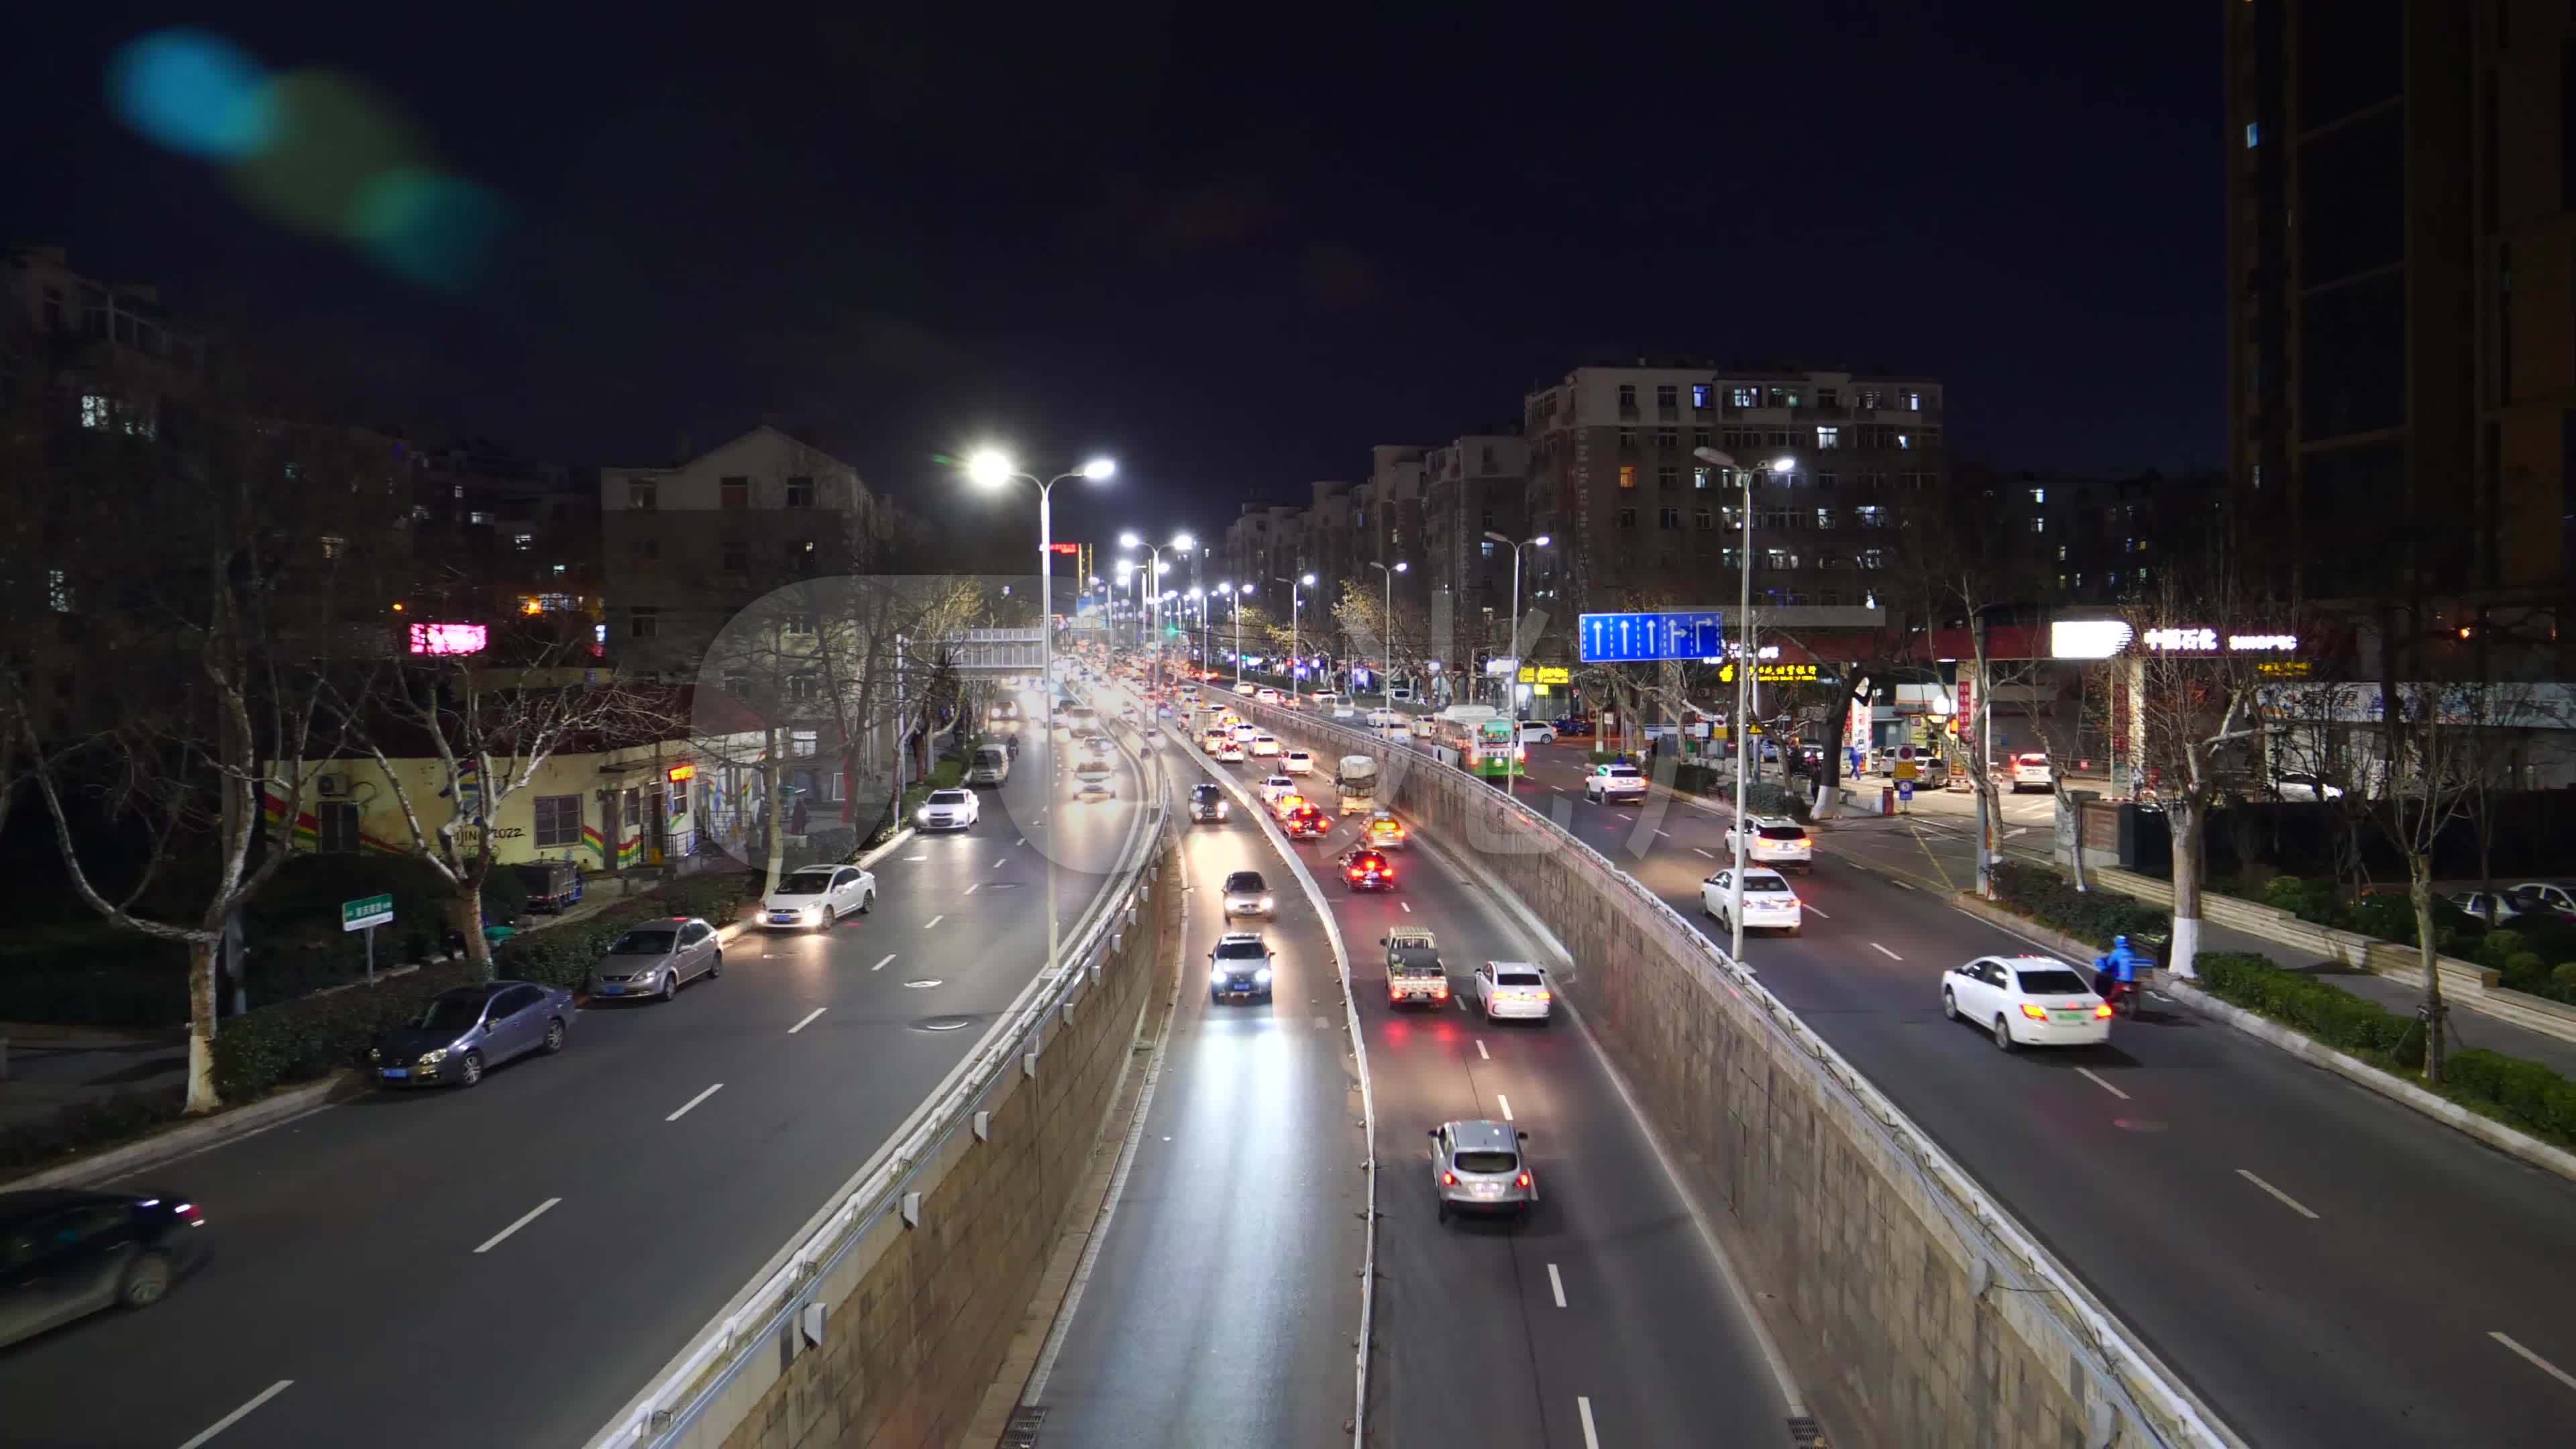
[5,2,2220,551]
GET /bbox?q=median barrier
[588,708,1175,1449]
[1232,696,2241,1449]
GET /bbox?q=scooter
[2098,975,2145,1019]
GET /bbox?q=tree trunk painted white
[185,936,221,1113]
[2409,853,2448,1083]
[451,881,492,979]
[2165,795,2204,978]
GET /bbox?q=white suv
[2009,752,2052,792]
[1585,763,1646,802]
[1729,816,1812,873]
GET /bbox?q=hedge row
[2194,950,2576,1147]
[210,868,758,1101]
[1988,860,2169,953]
[0,1087,187,1175]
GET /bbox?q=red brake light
[1536,989,1551,1002]
[2019,1002,2049,1021]
[2094,1002,2114,1018]
[1516,1171,1532,1189]
[1433,982,1448,998]
[1442,1171,1458,1187]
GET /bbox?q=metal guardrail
[585,695,1171,1449]
[1232,695,2243,1449]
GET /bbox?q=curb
[3,1068,368,1191]
[1947,892,2576,1187]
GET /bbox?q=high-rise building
[2226,1,2571,645]
[1519,361,1943,633]
[1421,431,1528,664]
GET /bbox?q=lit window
[512,533,533,550]
[2029,487,2046,503]
[2057,544,2068,561]
[47,569,72,612]
[1815,508,1836,529]
[1817,426,1840,449]
[1619,464,1638,489]
[1859,549,1885,570]
[468,511,492,525]
[80,394,109,429]
[1480,540,1495,557]
[1902,390,1923,411]
[1691,384,1711,409]
[629,480,657,510]
[1730,386,1758,407]
[1694,467,1712,490]
[321,535,346,559]
[1896,433,1915,450]
[2030,517,2045,534]
[2244,122,2259,149]
[455,483,467,499]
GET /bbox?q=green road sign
[341,894,395,932]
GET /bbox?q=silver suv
[1429,1118,1534,1222]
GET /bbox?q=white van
[967,745,1012,786]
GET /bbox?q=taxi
[1271,792,1311,820]
[1362,810,1409,851]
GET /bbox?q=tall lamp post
[1226,582,1252,684]
[1275,573,1316,699]
[1481,531,1551,788]
[965,449,1114,981]
[1694,447,1792,965]
[1366,559,1407,709]
[1120,530,1195,694]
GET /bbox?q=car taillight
[1433,982,1448,999]
[2019,1002,2049,1020]
[1535,989,1551,1002]
[1516,1171,1532,1189]
[2094,1002,2114,1018]
[176,1202,204,1226]
[1442,1171,1458,1187]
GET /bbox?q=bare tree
[15,407,407,1112]
[328,626,680,975]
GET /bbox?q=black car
[0,1189,209,1348]
[1189,782,1229,823]
[370,979,576,1088]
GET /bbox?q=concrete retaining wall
[688,834,1181,1449]
[1240,700,2233,1449]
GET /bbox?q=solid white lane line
[2491,1332,2576,1393]
[2074,1066,2129,1100]
[1577,1396,1601,1449]
[871,953,896,971]
[1476,1039,1490,1060]
[666,1083,724,1122]
[924,915,945,930]
[1803,904,1829,919]
[474,1197,561,1254]
[2236,1168,2319,1220]
[176,1380,295,1449]
[1548,1262,1568,1308]
[1497,1093,1514,1121]
[1870,942,1902,961]
[787,1007,826,1034]
[1694,847,1715,859]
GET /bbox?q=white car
[1940,955,2112,1050]
[758,863,876,930]
[2508,882,2576,918]
[1472,961,1554,1022]
[1257,773,1297,806]
[1254,686,1282,704]
[1231,722,1259,744]
[2008,752,2052,792]
[1584,763,1647,802]
[1283,749,1315,775]
[1327,704,1359,721]
[1233,682,1258,696]
[1517,722,1557,745]
[1729,816,1813,874]
[914,787,978,831]
[1251,734,1281,757]
[1216,739,1247,763]
[1701,868,1803,935]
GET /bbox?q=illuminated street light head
[1767,456,1795,473]
[1115,559,1134,576]
[1172,531,1196,551]
[1393,560,1409,574]
[1300,572,1316,586]
[1119,530,1142,549]
[1534,535,1552,548]
[965,449,1015,488]
[1081,458,1116,480]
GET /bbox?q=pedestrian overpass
[914,627,1046,672]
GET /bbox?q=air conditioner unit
[317,773,349,798]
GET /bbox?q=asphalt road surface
[0,693,1148,1449]
[1454,735,2576,1448]
[1057,693,1800,1448]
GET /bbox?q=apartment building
[2,245,213,435]
[1422,431,1529,655]
[2226,0,2572,653]
[599,426,881,679]
[1521,360,1943,640]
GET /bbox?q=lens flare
[107,28,276,160]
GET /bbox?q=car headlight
[1253,967,1273,984]
[914,808,930,824]
[419,1047,449,1065]
[1210,965,1226,984]
[1260,895,1274,910]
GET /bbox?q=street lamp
[1482,531,1551,786]
[1694,446,1793,965]
[1275,572,1316,699]
[1120,529,1195,692]
[963,447,1114,984]
[1226,582,1253,684]
[1366,559,1408,710]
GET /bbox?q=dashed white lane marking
[1803,904,1829,919]
[665,1083,724,1122]
[1577,1396,1601,1448]
[1870,943,1902,961]
[2491,1331,2576,1393]
[176,1380,295,1449]
[1401,902,1412,913]
[1657,828,1672,839]
[1548,1262,1568,1307]
[1476,1040,1490,1061]
[474,1197,561,1254]
[995,857,1009,868]
[871,953,896,971]
[2074,1066,2129,1100]
[904,853,928,861]
[2236,1168,2320,1220]
[1497,1093,1514,1121]
[924,915,946,930]
[964,883,980,896]
[787,1007,826,1034]
[1892,879,1917,890]
[1693,847,1715,859]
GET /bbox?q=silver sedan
[590,917,722,1002]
